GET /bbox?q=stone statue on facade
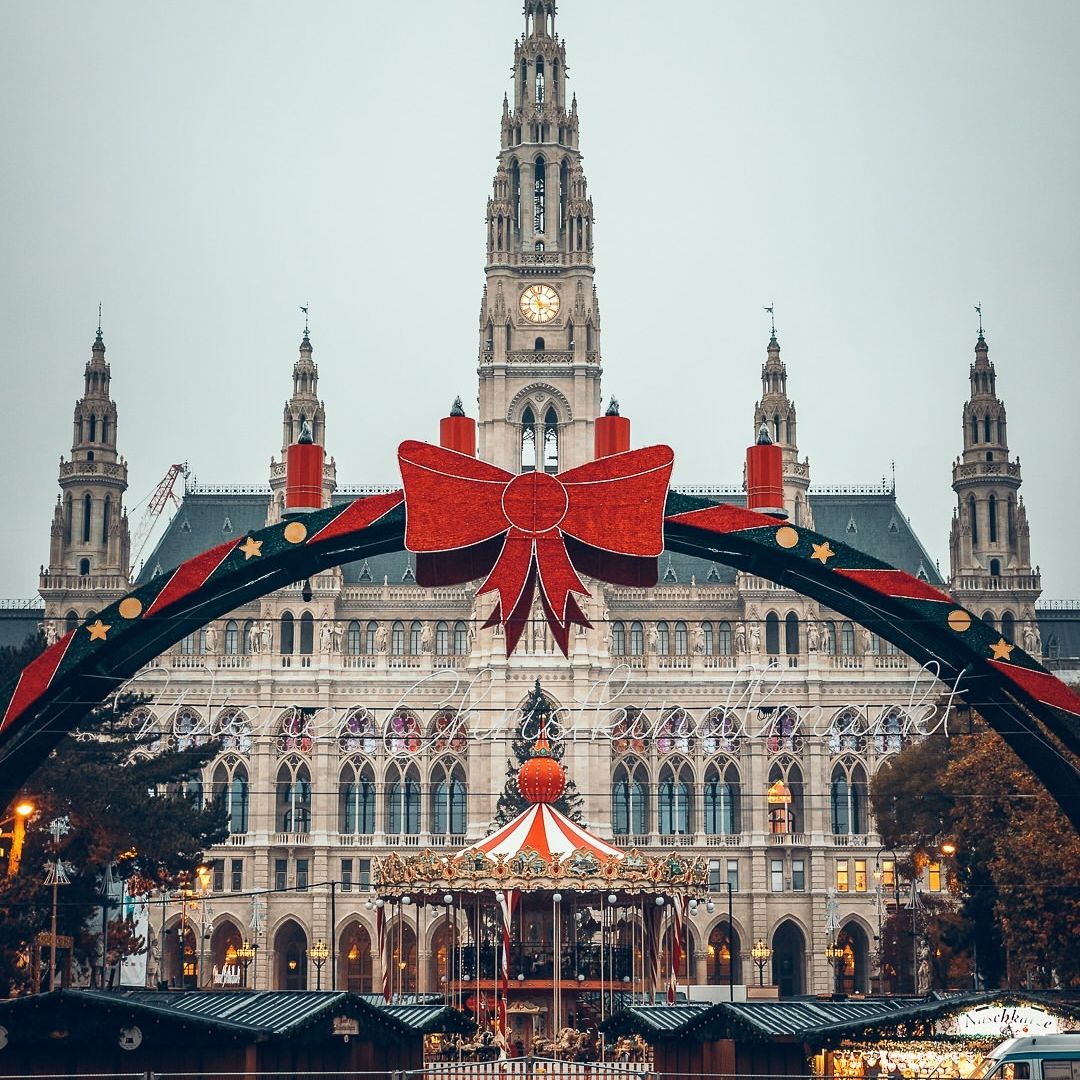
[807,621,820,653]
[375,625,389,653]
[203,623,218,654]
[331,622,344,652]
[319,616,334,653]
[259,620,273,654]
[748,622,761,654]
[734,622,747,655]
[692,624,705,654]
[421,621,433,653]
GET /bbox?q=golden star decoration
[811,541,835,564]
[86,619,111,641]
[239,536,263,560]
[989,638,1015,661]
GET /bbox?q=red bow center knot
[398,440,674,657]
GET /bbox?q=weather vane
[97,302,102,337]
[300,304,309,335]
[974,303,984,337]
[764,304,776,338]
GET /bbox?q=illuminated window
[836,861,850,893]
[928,862,942,892]
[854,859,867,893]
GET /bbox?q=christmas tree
[494,679,584,824]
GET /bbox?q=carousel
[374,694,709,1057]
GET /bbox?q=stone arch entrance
[273,919,308,991]
[771,920,806,998]
[339,919,373,992]
[835,921,872,995]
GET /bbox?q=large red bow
[398,440,674,656]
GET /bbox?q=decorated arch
[2,440,1079,828]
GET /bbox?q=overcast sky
[2,1,1077,599]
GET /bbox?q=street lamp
[751,939,771,986]
[0,800,34,876]
[237,939,257,989]
[825,941,846,994]
[311,938,330,990]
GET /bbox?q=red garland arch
[2,451,1079,828]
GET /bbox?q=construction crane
[129,462,189,577]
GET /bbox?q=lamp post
[237,939,257,989]
[751,939,771,986]
[311,938,330,990]
[0,800,34,876]
[824,941,845,994]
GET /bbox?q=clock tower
[476,0,602,475]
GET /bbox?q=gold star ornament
[86,619,111,641]
[989,638,1015,661]
[811,542,835,564]
[239,536,263,560]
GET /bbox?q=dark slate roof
[1038,607,1080,661]
[136,485,943,590]
[0,606,42,649]
[0,989,472,1041]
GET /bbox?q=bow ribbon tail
[535,532,592,655]
[477,531,538,654]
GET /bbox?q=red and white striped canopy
[468,802,624,864]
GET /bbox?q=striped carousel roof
[469,801,625,864]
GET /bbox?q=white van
[979,1035,1080,1080]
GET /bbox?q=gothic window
[276,758,312,833]
[559,159,569,229]
[552,57,560,104]
[765,612,780,655]
[611,707,649,754]
[435,621,449,655]
[717,621,732,656]
[657,760,693,836]
[519,59,527,105]
[785,612,800,654]
[969,496,979,544]
[702,708,741,755]
[386,762,422,835]
[453,620,469,654]
[280,612,295,654]
[611,620,625,656]
[431,709,468,754]
[765,706,803,754]
[213,760,249,834]
[982,610,997,631]
[704,760,741,835]
[535,56,545,104]
[988,493,998,543]
[612,759,648,836]
[347,621,361,655]
[773,413,781,442]
[708,923,741,986]
[299,611,314,654]
[1001,611,1015,643]
[277,707,314,754]
[79,558,90,576]
[88,415,97,442]
[101,416,109,443]
[64,495,72,543]
[101,496,111,543]
[224,620,239,655]
[410,620,423,654]
[984,416,992,442]
[831,758,868,835]
[430,759,467,835]
[702,621,714,655]
[840,621,855,656]
[366,621,379,653]
[82,493,92,543]
[970,415,978,443]
[767,759,805,834]
[510,159,520,228]
[1008,497,1017,545]
[543,407,559,472]
[65,610,79,633]
[533,155,546,234]
[385,709,422,756]
[674,621,688,656]
[391,621,405,655]
[656,708,693,753]
[339,760,376,835]
[338,708,377,755]
[520,406,537,472]
[656,621,670,655]
[630,621,644,656]
[567,319,575,347]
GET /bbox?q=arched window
[520,405,537,471]
[988,493,998,543]
[65,610,79,633]
[386,762,422,835]
[702,709,741,755]
[717,621,732,656]
[982,609,997,632]
[969,496,979,544]
[82,493,92,543]
[338,708,377,755]
[347,620,362,655]
[78,557,90,576]
[656,621,670,655]
[534,55,545,104]
[984,415,992,442]
[224,620,239,655]
[299,612,314,654]
[767,759,805,835]
[765,612,781,655]
[280,612,295,654]
[339,760,376,835]
[101,495,111,543]
[543,407,559,472]
[970,414,979,443]
[453,620,469,655]
[674,621,688,656]
[274,920,308,991]
[1001,611,1015,643]
[340,922,373,992]
[276,758,312,833]
[213,760,249,834]
[612,759,649,836]
[831,758,868,835]
[64,494,72,543]
[366,621,379,654]
[704,760,741,835]
[101,415,109,443]
[435,621,449,655]
[840,621,855,656]
[410,621,423,654]
[533,155,546,234]
[785,612,800,654]
[430,759,468,835]
[391,621,405,655]
[510,159,521,228]
[88,415,97,442]
[658,760,693,836]
[707,923,741,986]
[611,621,625,656]
[701,621,714,655]
[630,621,644,656]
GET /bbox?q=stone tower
[752,328,813,526]
[40,322,131,637]
[476,0,603,474]
[268,326,336,524]
[949,328,1041,648]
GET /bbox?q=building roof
[470,801,624,864]
[0,605,42,650]
[0,989,473,1042]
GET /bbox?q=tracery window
[431,710,468,754]
[656,708,693,754]
[611,706,649,755]
[212,758,249,834]
[831,757,869,835]
[339,759,376,834]
[543,407,559,472]
[702,708,741,755]
[338,708,377,755]
[386,762,422,835]
[764,706,802,754]
[611,621,626,656]
[276,757,312,833]
[767,758,804,835]
[703,759,741,835]
[212,707,252,754]
[277,707,315,754]
[533,155,546,234]
[612,759,648,835]
[430,758,467,835]
[657,760,693,836]
[385,709,423,756]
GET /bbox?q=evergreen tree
[0,632,227,993]
[493,679,584,825]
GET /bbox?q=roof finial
[300,304,310,344]
[95,302,103,344]
[764,303,777,341]
[974,302,984,341]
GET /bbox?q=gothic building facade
[31,1,1070,1004]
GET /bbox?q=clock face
[520,284,560,324]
